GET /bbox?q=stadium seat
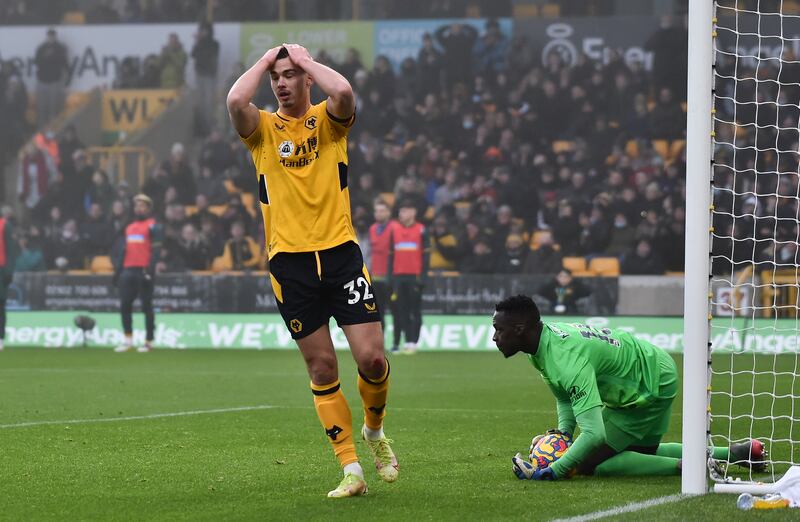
[90,256,114,274]
[208,205,227,217]
[240,193,257,217]
[562,257,587,273]
[224,179,241,194]
[552,140,575,154]
[541,3,560,16]
[588,257,620,277]
[379,192,395,208]
[62,11,86,23]
[651,140,669,161]
[625,140,639,158]
[184,205,198,216]
[512,3,538,16]
[669,140,686,163]
[211,256,228,272]
[529,230,548,250]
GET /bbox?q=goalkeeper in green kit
[491,295,766,480]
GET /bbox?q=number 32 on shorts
[344,276,374,304]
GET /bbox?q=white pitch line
[550,494,687,522]
[0,403,558,430]
[0,405,276,429]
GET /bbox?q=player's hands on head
[282,43,313,67]
[262,46,283,68]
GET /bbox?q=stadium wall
[0,16,665,93]
[6,272,619,315]
[6,312,796,353]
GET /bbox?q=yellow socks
[357,359,390,432]
[312,380,358,467]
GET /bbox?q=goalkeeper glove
[512,453,535,480]
[532,466,557,481]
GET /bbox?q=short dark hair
[495,294,541,325]
[276,46,289,60]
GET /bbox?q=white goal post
[682,0,714,496]
[684,0,800,495]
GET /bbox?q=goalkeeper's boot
[114,344,134,353]
[137,341,153,353]
[729,439,768,472]
[327,472,367,498]
[361,426,399,482]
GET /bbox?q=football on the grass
[529,433,571,468]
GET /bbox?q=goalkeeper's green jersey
[528,322,676,416]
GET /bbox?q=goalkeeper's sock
[655,442,683,458]
[654,442,729,460]
[594,451,680,477]
[311,379,358,467]
[357,359,390,433]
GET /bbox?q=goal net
[707,0,800,488]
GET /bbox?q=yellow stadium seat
[588,257,620,277]
[62,11,86,24]
[208,205,227,217]
[224,179,240,194]
[552,140,575,154]
[90,256,114,274]
[211,256,228,272]
[563,257,587,273]
[529,230,548,250]
[184,205,198,216]
[651,140,669,161]
[379,192,395,208]
[669,140,686,162]
[512,4,538,17]
[625,140,639,158]
[240,192,257,217]
[541,3,561,16]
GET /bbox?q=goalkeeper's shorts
[603,350,679,452]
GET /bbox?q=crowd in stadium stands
[0,0,514,25]
[1,16,693,275]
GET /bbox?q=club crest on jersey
[278,140,295,158]
[304,115,317,130]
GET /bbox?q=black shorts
[268,241,381,339]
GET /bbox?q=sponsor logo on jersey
[278,137,320,168]
[394,241,419,251]
[568,385,587,402]
[278,140,294,158]
[126,234,146,243]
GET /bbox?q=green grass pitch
[1,348,798,521]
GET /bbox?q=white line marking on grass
[0,405,276,429]
[550,494,687,522]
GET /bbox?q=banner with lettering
[101,89,180,131]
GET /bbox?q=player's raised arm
[226,46,281,138]
[283,43,355,121]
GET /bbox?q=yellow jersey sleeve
[321,99,355,140]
